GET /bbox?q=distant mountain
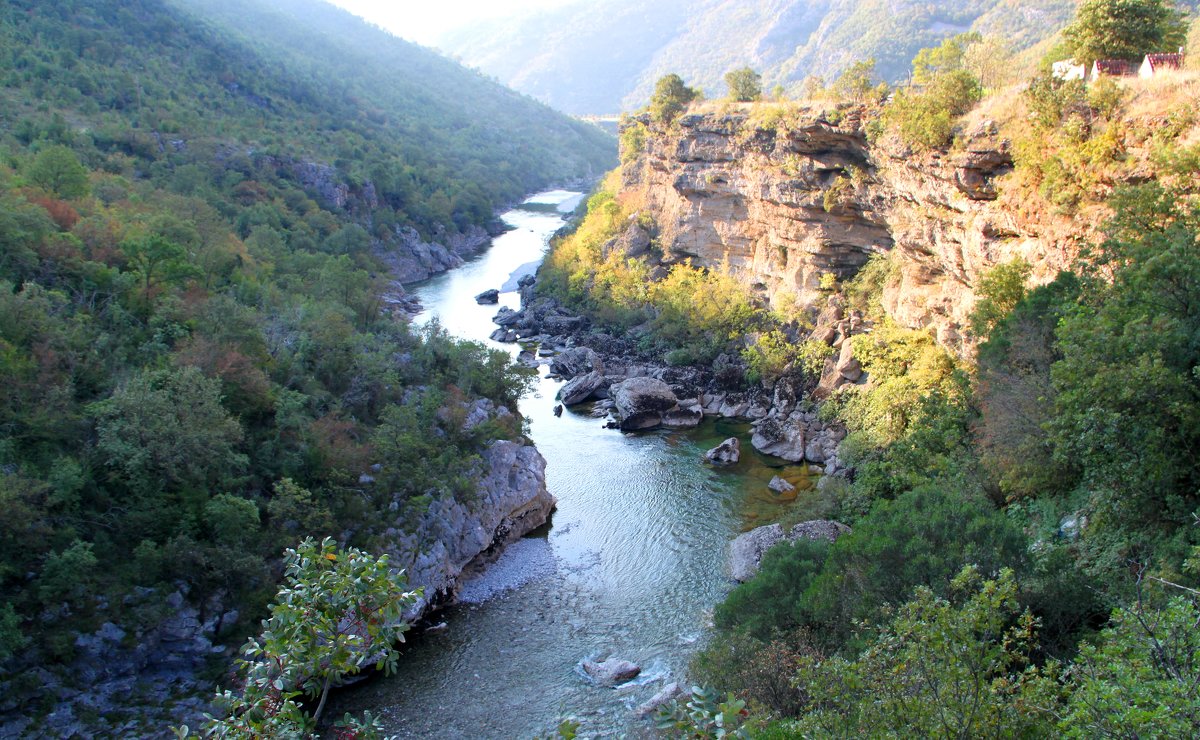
[438,0,1079,115]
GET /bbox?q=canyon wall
[623,106,1090,353]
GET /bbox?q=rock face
[705,437,741,465]
[383,432,556,617]
[611,377,680,431]
[623,109,1089,356]
[558,371,607,406]
[730,520,851,582]
[582,658,642,686]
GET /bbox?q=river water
[333,191,815,738]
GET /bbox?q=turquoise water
[332,192,811,738]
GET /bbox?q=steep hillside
[0,0,600,734]
[439,0,1077,114]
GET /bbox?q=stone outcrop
[475,288,500,304]
[705,438,741,465]
[384,436,556,617]
[623,109,1089,356]
[558,371,607,406]
[610,377,681,431]
[730,520,851,582]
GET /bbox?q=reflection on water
[333,191,811,738]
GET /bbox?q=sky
[326,0,579,46]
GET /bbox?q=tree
[724,67,762,102]
[830,59,885,103]
[649,73,698,124]
[1064,0,1188,65]
[969,258,1032,340]
[204,537,421,737]
[27,145,89,199]
[791,568,1053,737]
[122,233,198,303]
[89,366,247,497]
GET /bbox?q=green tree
[969,258,1032,340]
[90,366,247,496]
[791,567,1053,737]
[27,145,89,199]
[1059,594,1200,736]
[1064,0,1189,65]
[122,233,198,303]
[205,537,421,737]
[830,59,885,103]
[649,73,698,124]
[724,67,762,102]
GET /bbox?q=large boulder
[558,371,607,406]
[611,377,679,431]
[705,438,741,465]
[661,400,703,429]
[550,347,604,380]
[750,416,806,462]
[836,340,862,382]
[582,657,641,687]
[730,520,851,582]
[475,289,500,305]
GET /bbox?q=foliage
[1064,0,1189,65]
[882,34,983,149]
[724,67,762,102]
[969,258,1032,340]
[1049,182,1200,564]
[0,0,549,690]
[619,118,648,164]
[690,629,821,717]
[27,145,90,200]
[1058,591,1200,736]
[205,538,420,737]
[790,567,1053,737]
[716,486,1027,649]
[656,686,752,739]
[828,59,887,104]
[650,74,700,124]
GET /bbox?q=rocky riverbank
[485,274,863,481]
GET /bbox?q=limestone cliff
[622,106,1091,354]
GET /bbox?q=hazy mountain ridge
[439,0,1078,114]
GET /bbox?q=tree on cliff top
[1065,0,1189,65]
[725,67,763,102]
[650,73,699,124]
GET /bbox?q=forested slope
[440,0,1080,114]
[0,0,603,733]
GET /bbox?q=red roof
[1092,59,1136,76]
[1144,53,1185,71]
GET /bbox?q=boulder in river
[730,520,851,582]
[550,346,603,380]
[750,416,806,462]
[635,682,685,718]
[705,438,741,465]
[474,289,500,305]
[582,657,641,687]
[611,377,679,431]
[768,476,796,495]
[661,400,703,429]
[558,371,606,406]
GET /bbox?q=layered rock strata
[623,108,1087,355]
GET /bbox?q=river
[332,190,815,738]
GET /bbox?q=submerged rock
[768,476,796,495]
[705,437,741,465]
[582,658,641,687]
